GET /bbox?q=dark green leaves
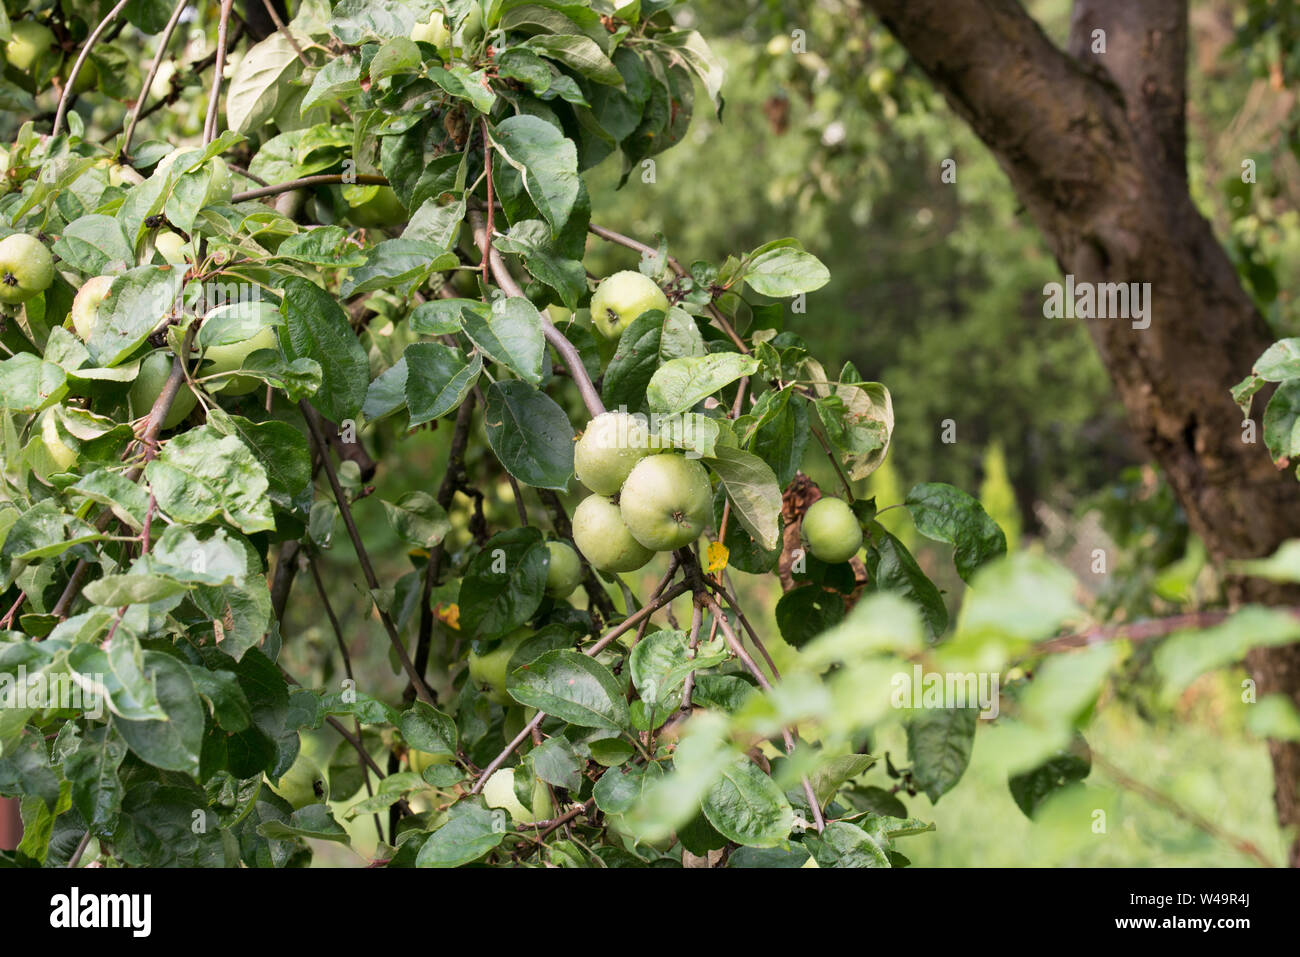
[775,585,845,649]
[700,759,793,847]
[461,297,545,385]
[280,277,368,424]
[904,483,1008,583]
[483,380,575,491]
[114,652,205,777]
[490,115,580,235]
[400,702,458,757]
[906,706,978,803]
[404,343,481,427]
[382,491,450,549]
[705,445,781,551]
[506,650,629,730]
[416,801,506,867]
[864,530,948,641]
[457,527,548,639]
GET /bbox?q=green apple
[38,409,78,472]
[544,540,583,599]
[408,748,455,776]
[345,186,407,229]
[0,233,54,305]
[70,275,114,340]
[270,756,326,809]
[154,230,188,264]
[801,496,863,563]
[62,54,98,95]
[482,767,549,825]
[589,270,669,339]
[130,351,197,429]
[573,411,655,495]
[5,20,54,74]
[619,453,712,551]
[106,162,144,187]
[199,324,277,395]
[572,494,654,573]
[410,11,450,48]
[467,626,530,704]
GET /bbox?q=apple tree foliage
[0,0,1297,868]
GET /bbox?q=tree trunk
[859,0,1300,865]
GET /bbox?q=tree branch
[232,173,389,203]
[121,0,189,161]
[299,399,437,707]
[204,0,236,147]
[53,0,132,137]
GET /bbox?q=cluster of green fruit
[3,18,96,93]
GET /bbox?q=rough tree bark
[857,0,1300,865]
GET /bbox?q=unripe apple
[801,496,863,563]
[270,756,326,809]
[619,454,712,551]
[573,411,655,495]
[410,11,450,49]
[106,163,144,187]
[0,233,54,305]
[38,409,78,472]
[199,325,277,396]
[408,748,455,776]
[70,275,115,340]
[467,627,530,705]
[572,494,654,573]
[482,767,549,825]
[5,21,54,74]
[154,230,188,264]
[544,540,583,599]
[345,186,407,229]
[589,271,669,339]
[129,351,197,429]
[62,54,98,95]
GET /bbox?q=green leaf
[700,759,794,848]
[525,35,623,86]
[1264,379,1300,461]
[906,706,978,803]
[529,736,582,791]
[1008,735,1091,819]
[383,491,451,548]
[404,342,481,427]
[864,531,948,641]
[705,445,781,551]
[810,821,891,867]
[647,353,760,414]
[51,215,133,274]
[461,297,545,385]
[904,483,1008,583]
[415,801,507,867]
[742,243,830,297]
[809,754,876,809]
[593,761,662,815]
[145,425,276,534]
[114,652,205,776]
[490,115,581,235]
[340,239,457,297]
[0,354,67,413]
[483,379,575,490]
[400,701,458,756]
[280,276,369,423]
[1154,606,1300,700]
[457,527,548,639]
[775,585,845,650]
[64,726,126,834]
[506,650,629,730]
[1252,338,1300,381]
[258,804,351,844]
[85,266,187,368]
[83,573,192,606]
[67,639,166,722]
[601,310,663,410]
[226,32,303,133]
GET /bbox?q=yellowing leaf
[705,541,729,573]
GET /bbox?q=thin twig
[681,600,703,710]
[121,0,189,160]
[469,210,605,417]
[204,0,236,146]
[66,830,93,868]
[481,119,495,289]
[469,579,692,794]
[53,0,132,137]
[261,0,311,67]
[232,173,389,203]
[1091,751,1275,867]
[299,400,437,707]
